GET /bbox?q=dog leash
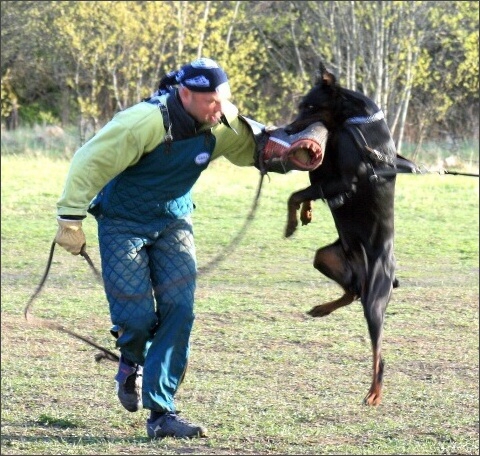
[24,242,120,362]
[23,240,56,320]
[198,172,265,275]
[372,165,480,178]
[24,243,102,319]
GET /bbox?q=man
[55,58,326,439]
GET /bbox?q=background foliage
[1,0,479,155]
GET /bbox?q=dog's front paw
[285,221,298,238]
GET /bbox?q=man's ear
[178,85,191,104]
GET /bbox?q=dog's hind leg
[307,241,358,317]
[308,291,356,317]
[362,270,393,406]
[363,346,384,406]
[363,296,386,405]
[363,304,385,406]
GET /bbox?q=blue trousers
[97,216,196,412]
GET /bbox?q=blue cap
[176,58,231,97]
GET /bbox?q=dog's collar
[345,110,385,125]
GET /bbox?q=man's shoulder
[112,101,162,128]
[117,100,160,116]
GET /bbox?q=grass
[1,151,479,455]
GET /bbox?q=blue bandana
[177,58,230,96]
[157,58,231,97]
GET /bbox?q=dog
[284,62,418,405]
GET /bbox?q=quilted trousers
[97,216,196,412]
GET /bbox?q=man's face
[179,87,229,125]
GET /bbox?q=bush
[0,124,80,159]
[17,102,61,127]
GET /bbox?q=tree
[1,0,477,153]
[409,1,479,154]
[1,1,68,125]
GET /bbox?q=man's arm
[210,105,328,174]
[55,102,166,255]
[57,103,165,217]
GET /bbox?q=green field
[1,155,479,455]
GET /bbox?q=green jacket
[57,93,257,217]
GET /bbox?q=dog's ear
[318,61,327,78]
[316,61,336,87]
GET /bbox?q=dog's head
[285,62,338,134]
[287,62,378,134]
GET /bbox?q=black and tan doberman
[285,62,418,405]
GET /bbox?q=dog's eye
[303,104,317,112]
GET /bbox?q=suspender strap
[158,101,173,144]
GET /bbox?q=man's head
[162,58,231,125]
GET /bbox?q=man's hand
[54,217,86,255]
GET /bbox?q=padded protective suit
[88,130,215,412]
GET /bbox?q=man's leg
[143,217,207,438]
[98,219,158,412]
